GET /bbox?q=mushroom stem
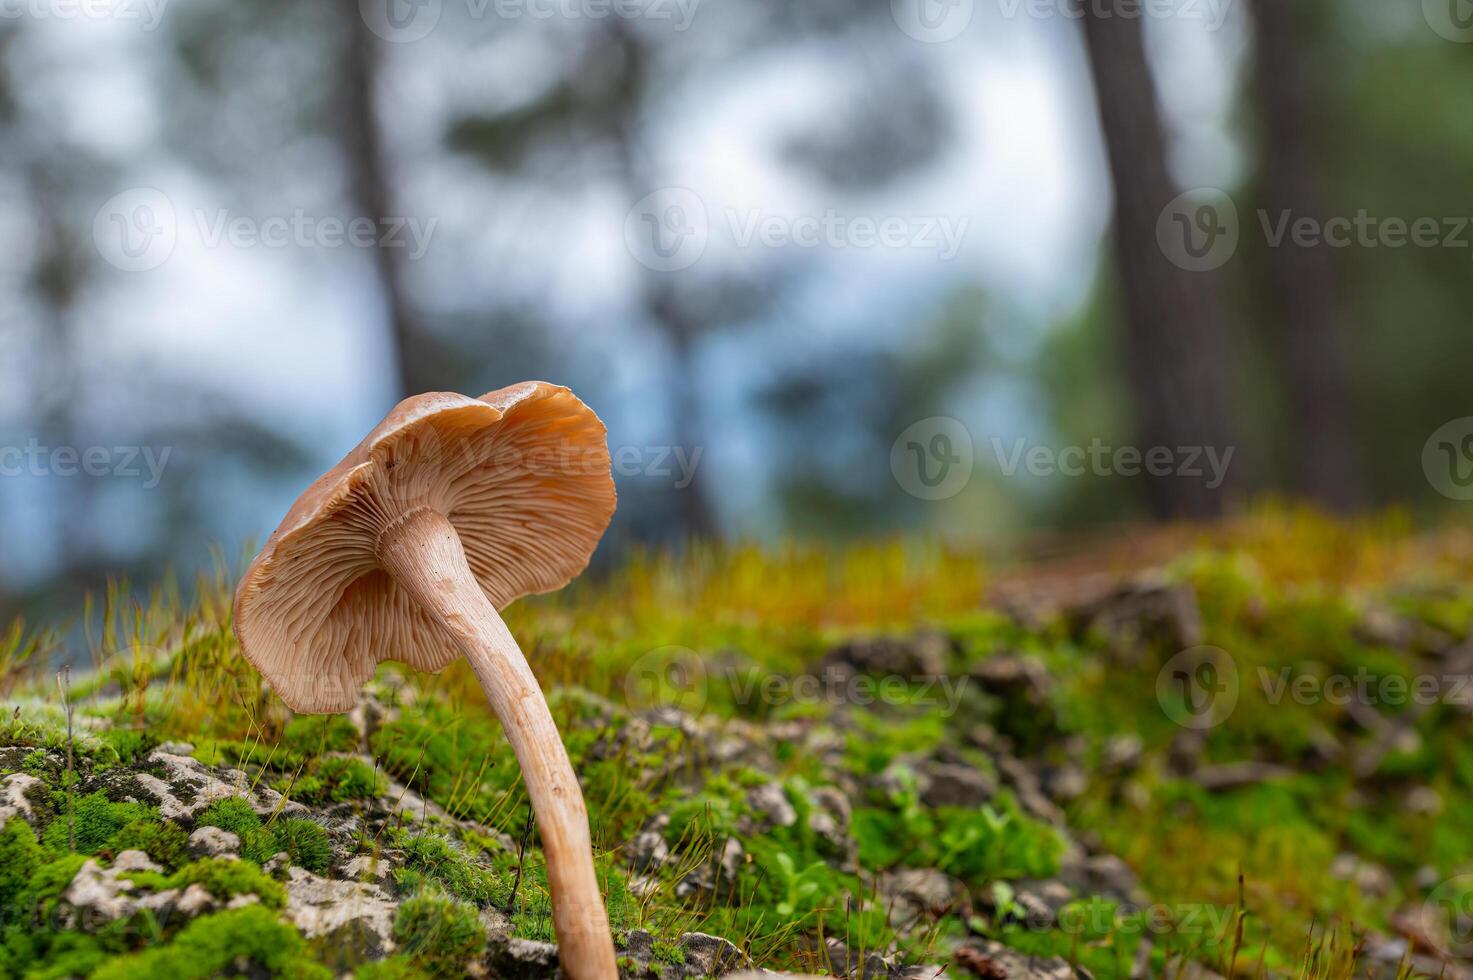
[375,507,617,980]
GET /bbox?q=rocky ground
[3,533,1473,978]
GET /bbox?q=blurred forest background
[1,0,1471,620]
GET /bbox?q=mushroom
[233,382,618,980]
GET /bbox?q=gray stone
[282,866,398,961]
[680,932,750,975]
[188,826,241,858]
[822,632,950,680]
[954,940,1094,980]
[881,868,966,930]
[825,938,894,979]
[918,761,996,808]
[746,782,797,828]
[0,773,48,827]
[491,937,561,979]
[625,815,672,872]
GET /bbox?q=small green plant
[40,792,153,856]
[0,819,42,908]
[392,893,487,977]
[163,857,287,908]
[107,818,190,871]
[89,905,330,979]
[390,830,508,906]
[274,819,332,874]
[196,796,262,837]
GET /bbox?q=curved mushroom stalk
[377,507,615,979]
[234,384,619,977]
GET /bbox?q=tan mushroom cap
[234,382,617,713]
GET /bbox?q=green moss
[164,857,286,908]
[392,893,487,977]
[41,791,154,855]
[195,796,262,837]
[241,827,282,864]
[289,756,387,805]
[652,938,686,965]
[852,784,1061,885]
[276,818,332,874]
[391,830,509,906]
[107,818,190,871]
[90,905,331,980]
[354,955,434,979]
[94,728,159,768]
[283,714,362,755]
[0,819,41,909]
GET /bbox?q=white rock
[0,773,45,826]
[112,850,163,874]
[282,866,397,957]
[188,826,241,858]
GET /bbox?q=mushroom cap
[233,382,616,713]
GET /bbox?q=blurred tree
[1244,0,1363,511]
[445,7,955,540]
[1078,4,1236,518]
[339,0,425,397]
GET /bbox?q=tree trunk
[1079,7,1236,519]
[340,0,422,398]
[1246,0,1363,511]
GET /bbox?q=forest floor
[3,506,1473,979]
